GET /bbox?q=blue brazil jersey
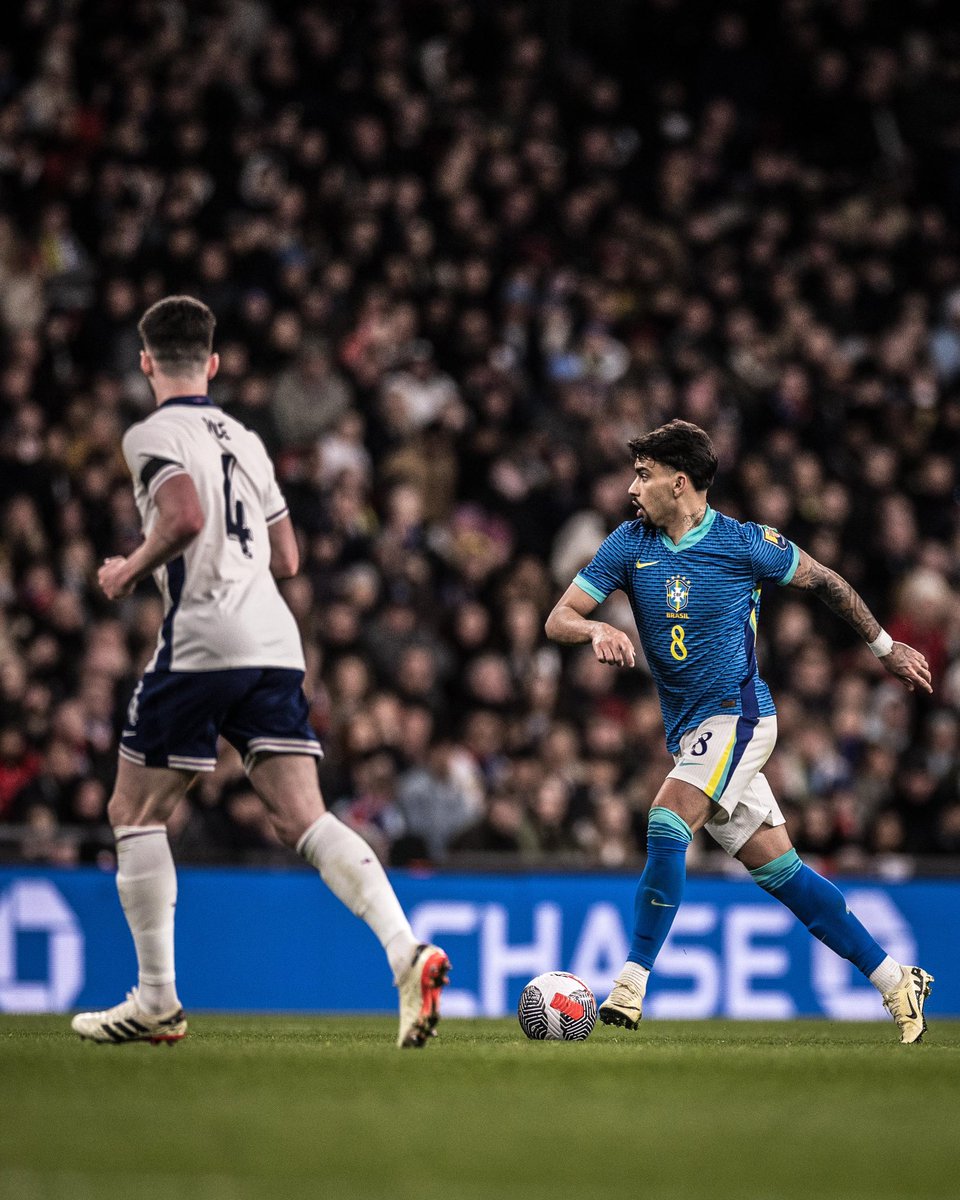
[573,506,800,752]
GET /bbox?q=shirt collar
[159,395,216,408]
[658,504,716,553]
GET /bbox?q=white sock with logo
[868,956,904,994]
[114,826,180,1015]
[297,813,419,980]
[617,961,650,994]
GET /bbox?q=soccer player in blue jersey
[545,420,935,1042]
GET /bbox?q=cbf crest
[665,575,691,613]
[762,525,788,550]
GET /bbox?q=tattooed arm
[788,549,933,694]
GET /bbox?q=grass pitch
[2,1016,958,1200]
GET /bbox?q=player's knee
[107,791,133,828]
[107,788,173,828]
[645,805,694,849]
[650,782,713,832]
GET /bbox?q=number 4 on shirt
[221,453,253,557]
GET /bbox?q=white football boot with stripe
[71,989,187,1045]
[882,966,934,1044]
[396,943,450,1048]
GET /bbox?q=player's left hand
[98,556,135,600]
[881,642,933,694]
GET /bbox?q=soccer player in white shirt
[71,296,449,1047]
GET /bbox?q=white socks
[297,813,419,980]
[618,961,650,993]
[869,955,904,994]
[113,814,419,1015]
[115,826,180,1014]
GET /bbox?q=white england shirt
[121,396,305,672]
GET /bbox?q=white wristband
[868,629,894,658]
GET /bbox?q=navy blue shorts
[119,668,323,774]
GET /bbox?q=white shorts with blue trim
[667,714,784,856]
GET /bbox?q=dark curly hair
[628,420,718,492]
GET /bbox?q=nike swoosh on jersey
[650,899,677,907]
[635,560,660,569]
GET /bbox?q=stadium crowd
[0,0,958,874]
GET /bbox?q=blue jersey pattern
[573,507,800,752]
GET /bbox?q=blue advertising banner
[1,866,957,1018]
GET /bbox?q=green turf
[1,1016,958,1200]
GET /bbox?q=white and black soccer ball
[517,971,597,1041]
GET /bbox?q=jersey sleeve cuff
[265,507,289,526]
[777,542,800,586]
[573,573,608,603]
[146,464,190,500]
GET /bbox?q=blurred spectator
[888,568,953,691]
[271,338,353,448]
[379,340,463,434]
[451,790,525,857]
[0,726,40,817]
[333,749,406,864]
[396,741,483,862]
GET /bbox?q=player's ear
[140,350,153,377]
[673,472,686,495]
[207,353,220,381]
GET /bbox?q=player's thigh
[736,819,794,871]
[247,753,326,846]
[669,715,776,810]
[649,777,717,832]
[221,667,326,845]
[220,668,323,776]
[108,757,196,827]
[120,668,251,773]
[704,769,787,858]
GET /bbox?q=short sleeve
[742,522,800,586]
[573,524,631,602]
[263,462,289,526]
[248,432,288,526]
[122,420,189,502]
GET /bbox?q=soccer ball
[517,971,597,1041]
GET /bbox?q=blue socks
[628,807,692,969]
[628,819,887,982]
[750,849,886,977]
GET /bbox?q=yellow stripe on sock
[704,728,738,798]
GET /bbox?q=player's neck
[660,499,709,545]
[150,377,210,406]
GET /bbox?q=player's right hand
[98,556,135,600]
[590,622,636,668]
[882,642,933,694]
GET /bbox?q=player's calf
[750,849,936,1042]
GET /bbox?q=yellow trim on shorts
[704,727,738,798]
